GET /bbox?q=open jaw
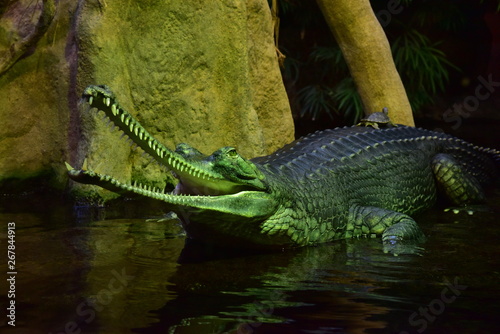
[67,85,277,221]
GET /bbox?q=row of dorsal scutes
[86,86,220,183]
[281,133,445,176]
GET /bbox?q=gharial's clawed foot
[382,241,425,256]
[145,211,179,223]
[382,219,426,256]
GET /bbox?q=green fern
[297,85,338,120]
[411,2,466,31]
[332,78,364,123]
[310,46,348,73]
[392,29,459,108]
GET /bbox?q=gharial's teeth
[88,96,93,105]
[120,113,125,123]
[111,104,117,115]
[106,97,111,106]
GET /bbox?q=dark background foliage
[275,0,500,137]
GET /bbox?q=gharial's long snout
[67,85,276,218]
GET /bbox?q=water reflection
[0,195,499,334]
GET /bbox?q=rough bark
[316,0,414,126]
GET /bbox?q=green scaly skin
[67,85,500,252]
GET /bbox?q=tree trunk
[316,0,414,126]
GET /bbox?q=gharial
[67,85,500,253]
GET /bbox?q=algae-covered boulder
[0,0,67,192]
[0,0,294,201]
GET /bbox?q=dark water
[0,192,499,334]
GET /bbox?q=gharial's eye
[227,148,238,158]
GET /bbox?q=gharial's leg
[348,205,425,255]
[431,153,486,207]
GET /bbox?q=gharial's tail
[485,147,500,169]
[481,147,500,187]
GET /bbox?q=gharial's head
[67,86,285,248]
[171,143,266,196]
